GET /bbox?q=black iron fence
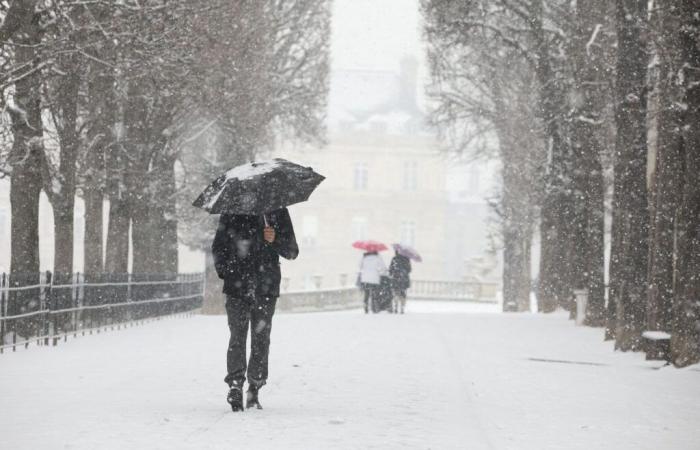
[0,272,205,352]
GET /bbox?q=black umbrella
[192,158,325,215]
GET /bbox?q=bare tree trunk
[104,136,131,275]
[485,68,539,313]
[569,0,609,326]
[51,193,76,322]
[130,198,153,275]
[610,0,649,351]
[606,185,624,341]
[129,163,177,277]
[673,106,700,366]
[82,3,115,279]
[104,77,141,275]
[156,211,179,274]
[500,134,534,313]
[583,166,606,325]
[105,197,130,274]
[7,2,44,331]
[50,50,81,286]
[152,155,179,274]
[82,77,109,279]
[669,0,700,367]
[646,2,682,344]
[83,187,104,274]
[646,122,680,335]
[53,199,75,278]
[121,79,154,275]
[503,225,532,312]
[531,0,573,313]
[537,210,557,312]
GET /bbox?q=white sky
[330,0,425,73]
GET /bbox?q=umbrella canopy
[192,158,325,215]
[392,243,422,262]
[352,240,388,252]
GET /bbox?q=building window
[303,274,315,291]
[402,161,418,191]
[354,163,368,190]
[369,121,387,134]
[399,220,416,247]
[302,215,318,248]
[339,120,355,131]
[351,217,368,241]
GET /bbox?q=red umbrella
[352,240,388,252]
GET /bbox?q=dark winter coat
[389,254,411,290]
[212,208,298,298]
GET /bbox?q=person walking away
[389,251,411,314]
[358,251,387,313]
[212,209,298,411]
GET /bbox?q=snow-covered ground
[0,302,698,449]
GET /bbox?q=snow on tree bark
[568,0,611,326]
[667,0,700,367]
[646,1,683,350]
[3,0,44,332]
[422,0,544,313]
[608,0,650,351]
[421,0,698,360]
[529,0,576,314]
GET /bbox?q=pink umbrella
[352,240,388,252]
[392,243,422,262]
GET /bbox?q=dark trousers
[363,284,378,313]
[393,287,407,313]
[224,294,277,389]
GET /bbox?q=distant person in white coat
[358,251,387,314]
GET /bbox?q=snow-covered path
[1,303,698,449]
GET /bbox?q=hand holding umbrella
[263,226,276,243]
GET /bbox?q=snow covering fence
[277,287,363,313]
[275,279,497,313]
[201,279,497,315]
[0,272,205,353]
[408,279,498,303]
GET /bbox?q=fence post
[574,289,589,326]
[45,271,58,346]
[201,272,206,309]
[0,273,5,353]
[127,271,133,323]
[72,273,80,338]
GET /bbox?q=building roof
[328,58,429,137]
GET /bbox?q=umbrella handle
[263,214,269,227]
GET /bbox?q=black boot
[227,386,244,412]
[246,385,263,410]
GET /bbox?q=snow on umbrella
[392,243,422,262]
[352,240,388,252]
[192,158,325,215]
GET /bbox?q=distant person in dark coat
[212,208,298,411]
[389,252,411,314]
